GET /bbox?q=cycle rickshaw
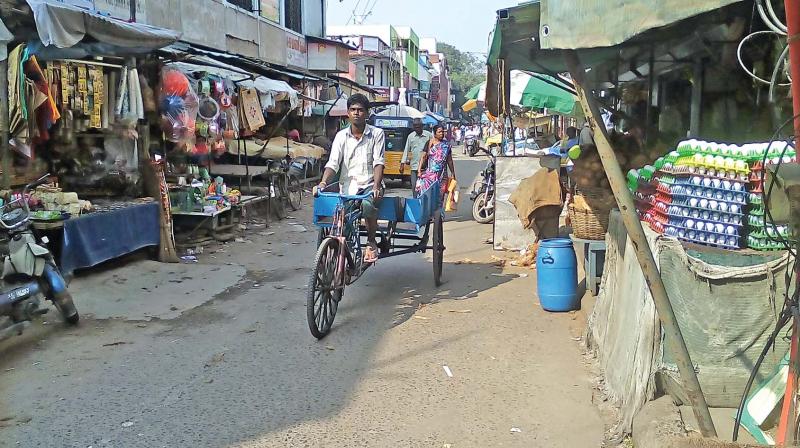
[307,181,445,339]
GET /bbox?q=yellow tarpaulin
[462,98,478,112]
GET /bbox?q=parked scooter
[0,174,79,342]
[470,147,496,224]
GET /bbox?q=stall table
[172,205,236,242]
[570,235,606,295]
[57,202,161,276]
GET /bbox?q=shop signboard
[260,0,280,22]
[286,33,308,70]
[375,118,410,128]
[373,87,391,101]
[63,0,147,22]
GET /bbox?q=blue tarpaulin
[61,203,160,276]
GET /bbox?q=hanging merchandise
[158,68,199,149]
[239,87,266,132]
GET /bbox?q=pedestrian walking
[401,118,432,197]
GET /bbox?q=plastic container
[536,239,578,312]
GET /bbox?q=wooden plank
[210,164,270,177]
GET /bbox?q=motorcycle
[0,174,79,342]
[470,148,496,224]
[466,136,480,157]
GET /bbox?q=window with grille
[227,0,254,11]
[365,65,375,86]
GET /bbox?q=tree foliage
[439,42,485,117]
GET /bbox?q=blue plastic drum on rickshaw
[536,238,578,312]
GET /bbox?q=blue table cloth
[61,203,160,276]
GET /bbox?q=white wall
[420,37,437,53]
[327,25,392,48]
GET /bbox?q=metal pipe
[776,2,800,442]
[689,59,703,137]
[564,50,718,439]
[784,0,800,141]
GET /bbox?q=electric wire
[756,0,788,34]
[734,114,800,440]
[760,114,799,256]
[762,0,789,33]
[737,30,793,86]
[769,43,791,102]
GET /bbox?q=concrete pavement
[0,157,604,447]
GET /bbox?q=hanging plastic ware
[197,96,220,121]
[162,69,190,96]
[161,95,186,120]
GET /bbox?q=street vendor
[401,118,432,196]
[317,94,385,264]
[549,126,579,157]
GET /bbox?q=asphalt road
[0,156,603,447]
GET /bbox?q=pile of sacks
[32,186,93,216]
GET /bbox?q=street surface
[0,155,603,447]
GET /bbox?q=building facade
[59,0,327,72]
[420,38,452,117]
[328,24,424,106]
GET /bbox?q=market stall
[1,3,181,271]
[152,58,325,242]
[485,0,799,439]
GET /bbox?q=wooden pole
[565,50,717,438]
[0,57,10,189]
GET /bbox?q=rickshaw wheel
[316,227,331,248]
[433,212,444,286]
[287,175,303,211]
[307,237,343,339]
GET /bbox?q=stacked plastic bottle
[629,139,750,249]
[742,141,795,250]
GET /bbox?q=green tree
[439,42,485,119]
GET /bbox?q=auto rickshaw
[370,116,414,185]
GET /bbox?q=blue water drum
[536,238,578,312]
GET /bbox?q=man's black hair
[566,126,578,138]
[347,93,371,110]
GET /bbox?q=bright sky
[325,0,503,54]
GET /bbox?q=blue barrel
[536,238,578,312]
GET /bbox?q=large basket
[569,203,611,240]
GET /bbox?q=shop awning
[27,0,180,49]
[465,83,483,101]
[462,98,478,113]
[465,71,575,115]
[535,0,743,50]
[488,0,746,73]
[376,105,424,119]
[425,111,446,122]
[0,18,11,61]
[161,42,324,82]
